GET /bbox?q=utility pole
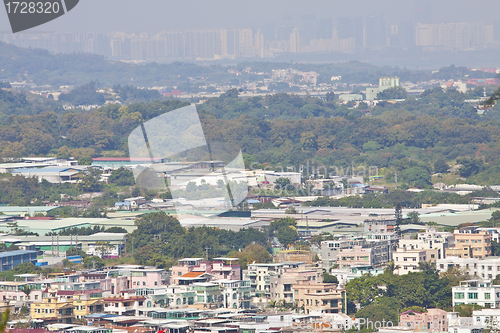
[205,247,210,260]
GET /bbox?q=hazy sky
[1,0,500,34]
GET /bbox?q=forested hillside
[1,87,500,187]
[0,42,495,89]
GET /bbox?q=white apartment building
[452,280,500,309]
[478,228,500,243]
[436,256,500,279]
[472,308,500,329]
[364,220,397,242]
[393,246,439,275]
[417,228,454,255]
[330,266,385,287]
[243,262,305,297]
[321,238,366,268]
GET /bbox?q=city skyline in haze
[0,0,500,34]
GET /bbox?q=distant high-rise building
[493,19,500,42]
[337,16,363,49]
[316,17,333,40]
[398,21,416,47]
[299,14,316,46]
[276,25,295,41]
[260,23,276,42]
[290,28,300,53]
[365,14,386,48]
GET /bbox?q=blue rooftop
[85,313,117,318]
[12,167,82,173]
[0,250,38,258]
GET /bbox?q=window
[485,293,491,300]
[454,293,465,299]
[431,254,435,258]
[468,293,479,299]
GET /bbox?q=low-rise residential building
[133,287,169,308]
[30,291,75,324]
[170,258,241,285]
[244,262,306,297]
[0,281,44,308]
[71,293,105,320]
[472,309,500,329]
[292,281,344,315]
[105,265,164,288]
[338,241,392,268]
[103,295,146,316]
[478,227,500,243]
[191,282,223,309]
[451,228,491,259]
[165,285,197,308]
[399,308,448,332]
[321,238,366,268]
[364,220,397,242]
[215,279,251,309]
[417,228,454,254]
[329,266,385,287]
[446,245,473,258]
[269,265,322,301]
[393,246,439,275]
[453,280,500,309]
[437,256,500,279]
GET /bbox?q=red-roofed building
[177,272,213,285]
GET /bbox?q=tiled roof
[180,271,206,278]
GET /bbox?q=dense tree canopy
[130,212,270,266]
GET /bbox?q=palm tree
[0,310,9,332]
[21,286,33,302]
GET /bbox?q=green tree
[274,177,292,190]
[394,203,402,236]
[458,158,484,178]
[106,226,128,233]
[229,244,272,269]
[78,168,103,192]
[322,272,338,284]
[407,211,421,224]
[355,297,401,330]
[325,91,336,102]
[401,167,431,188]
[269,217,298,246]
[108,167,135,186]
[78,156,93,166]
[83,256,105,269]
[376,86,408,100]
[491,241,500,256]
[59,81,105,106]
[434,158,449,174]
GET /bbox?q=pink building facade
[399,309,448,332]
[170,258,241,285]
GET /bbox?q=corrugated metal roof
[0,250,38,258]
